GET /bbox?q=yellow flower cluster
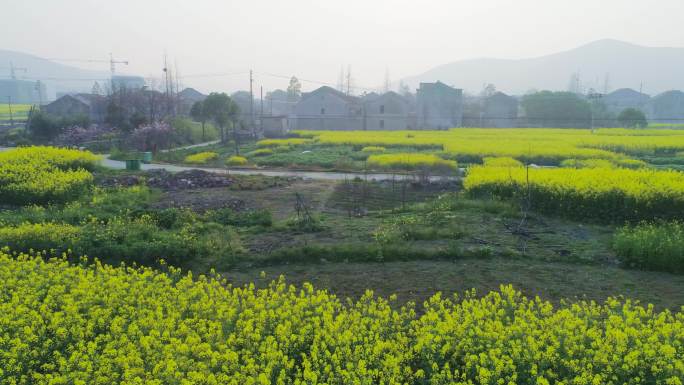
[294,128,684,164]
[257,138,313,147]
[1,252,682,384]
[361,146,386,153]
[367,153,458,172]
[184,151,219,164]
[465,165,684,221]
[0,146,99,205]
[226,155,248,166]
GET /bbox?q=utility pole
[260,86,264,136]
[163,53,171,116]
[249,70,255,136]
[174,59,181,117]
[7,96,14,128]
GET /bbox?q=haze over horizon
[2,0,684,94]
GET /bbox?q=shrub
[247,148,274,157]
[183,151,218,164]
[225,155,248,166]
[618,108,648,128]
[273,145,292,153]
[27,111,90,140]
[54,125,117,147]
[614,221,684,273]
[0,222,79,252]
[170,117,219,144]
[127,122,176,152]
[1,254,682,384]
[0,215,241,267]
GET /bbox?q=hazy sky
[2,0,683,93]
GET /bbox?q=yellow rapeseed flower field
[0,146,100,205]
[367,153,457,172]
[0,252,681,384]
[465,165,684,221]
[294,128,684,164]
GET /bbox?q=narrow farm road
[101,156,458,182]
[0,145,459,182]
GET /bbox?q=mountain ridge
[402,39,684,96]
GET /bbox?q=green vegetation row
[1,252,682,385]
[614,221,684,273]
[0,146,100,205]
[0,185,276,269]
[464,165,684,222]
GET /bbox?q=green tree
[521,91,591,128]
[189,101,208,141]
[27,111,89,141]
[287,76,302,101]
[203,93,240,152]
[617,108,648,128]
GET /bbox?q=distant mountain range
[402,39,684,96]
[3,39,684,101]
[0,50,109,100]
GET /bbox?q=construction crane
[46,53,129,76]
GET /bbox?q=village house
[42,93,107,123]
[603,88,651,116]
[482,92,519,128]
[416,81,463,129]
[362,91,415,130]
[649,90,684,124]
[260,115,289,137]
[178,87,207,115]
[290,86,364,130]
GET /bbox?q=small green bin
[125,159,142,171]
[141,152,153,164]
